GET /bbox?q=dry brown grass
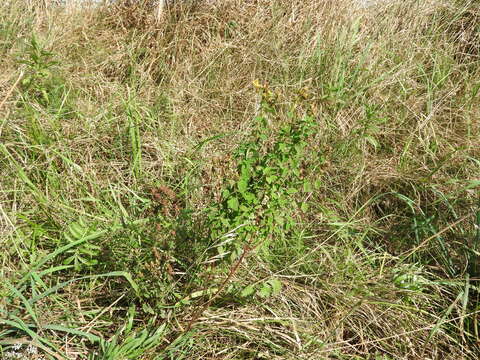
[1,0,479,358]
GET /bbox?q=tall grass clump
[1,0,479,358]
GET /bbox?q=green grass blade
[5,281,39,326]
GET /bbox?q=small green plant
[89,316,167,360]
[18,35,58,105]
[240,278,282,299]
[207,81,316,261]
[353,103,387,151]
[17,34,71,116]
[392,264,430,292]
[61,218,102,271]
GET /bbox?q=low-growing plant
[17,34,72,117]
[88,317,167,360]
[61,218,103,271]
[0,237,139,358]
[18,35,57,103]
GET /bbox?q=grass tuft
[1,0,480,358]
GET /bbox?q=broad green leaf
[238,178,248,193]
[227,197,239,211]
[242,192,256,204]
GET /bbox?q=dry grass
[1,0,479,359]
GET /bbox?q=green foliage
[17,34,70,115]
[392,264,430,292]
[89,321,167,360]
[353,103,387,151]
[207,81,317,261]
[18,35,57,98]
[240,278,282,299]
[126,99,143,180]
[61,218,102,271]
[0,241,139,359]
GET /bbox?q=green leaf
[262,167,274,176]
[227,197,239,211]
[240,164,251,178]
[42,324,101,343]
[142,303,155,314]
[242,192,256,204]
[240,285,256,297]
[268,279,282,296]
[303,181,312,192]
[5,281,39,327]
[237,178,248,193]
[301,202,309,212]
[266,175,277,184]
[365,135,379,149]
[465,180,480,190]
[239,204,250,213]
[222,189,230,198]
[258,284,272,298]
